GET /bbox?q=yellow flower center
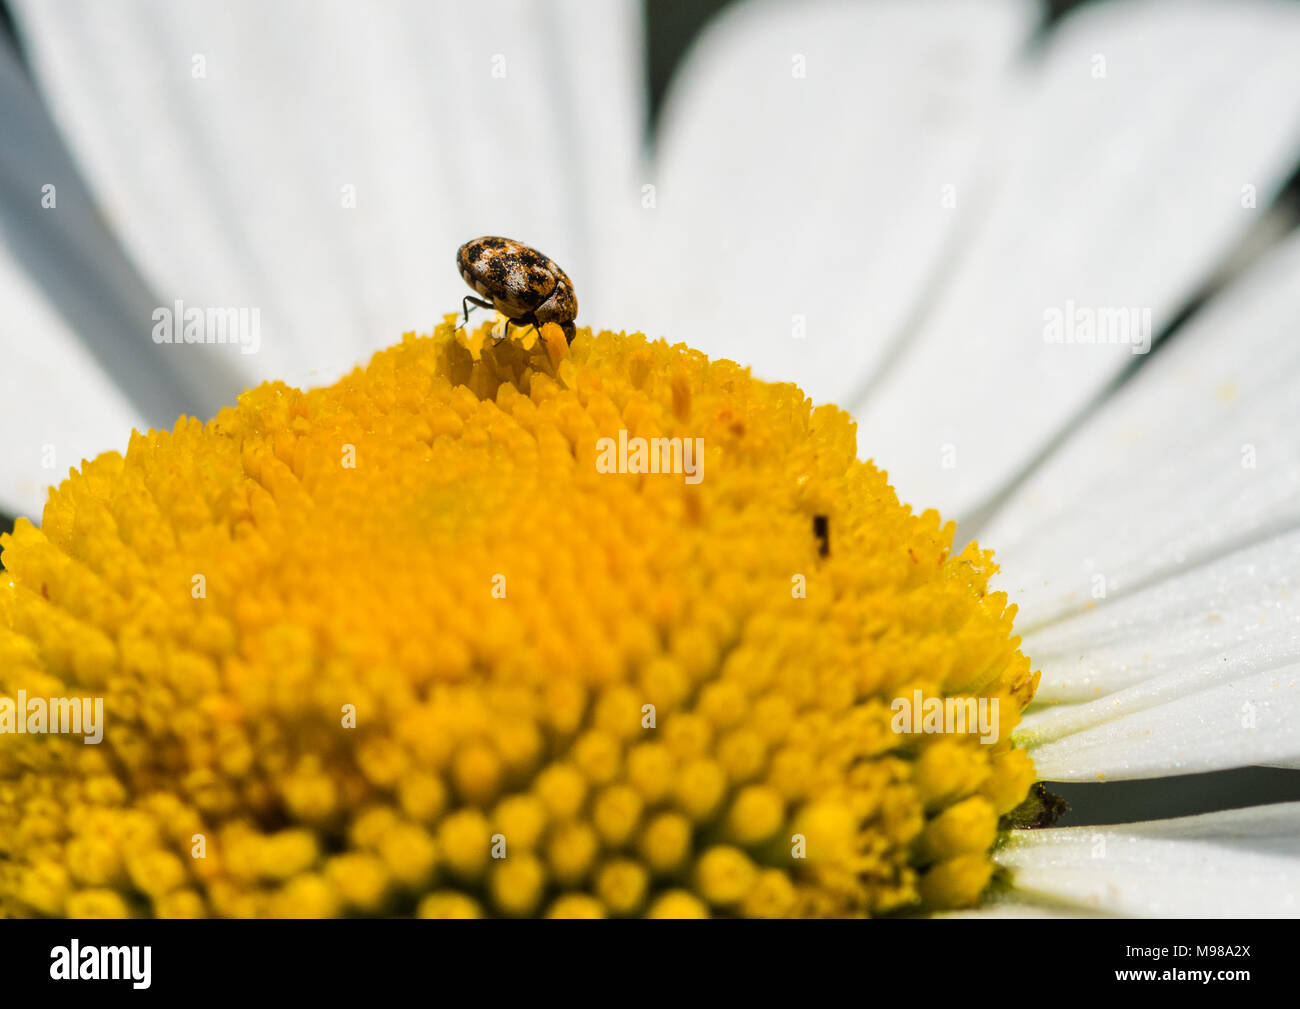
[0,319,1038,918]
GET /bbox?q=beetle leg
[458,295,494,330]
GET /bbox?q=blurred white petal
[0,29,250,418]
[12,0,644,391]
[0,240,144,519]
[618,0,1039,403]
[997,802,1300,916]
[986,231,1300,631]
[1,30,244,518]
[947,898,1107,917]
[854,0,1300,519]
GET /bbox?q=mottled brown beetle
[456,236,578,344]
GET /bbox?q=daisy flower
[2,0,1299,917]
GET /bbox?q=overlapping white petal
[1,31,251,520]
[1023,660,1300,781]
[986,231,1300,631]
[12,0,645,393]
[996,802,1300,916]
[615,0,1039,405]
[0,241,144,520]
[1019,529,1300,707]
[969,226,1300,777]
[854,0,1300,520]
[1009,515,1300,778]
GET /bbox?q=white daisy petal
[853,0,1300,519]
[997,802,1300,916]
[1,34,236,518]
[0,241,144,520]
[618,0,1039,403]
[12,0,644,391]
[1023,662,1300,781]
[946,897,1108,918]
[1021,529,1300,706]
[1011,521,1300,776]
[986,231,1300,631]
[0,28,251,425]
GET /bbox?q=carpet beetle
[456,236,578,344]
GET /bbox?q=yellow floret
[546,893,607,918]
[0,319,1038,917]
